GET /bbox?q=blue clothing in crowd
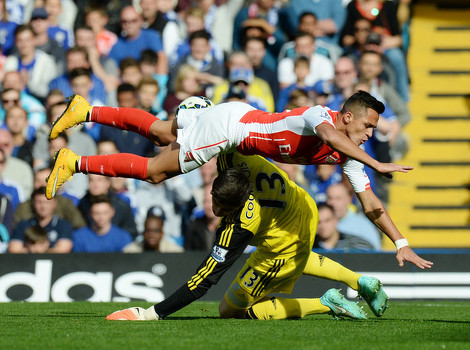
[72,225,132,252]
[12,216,74,247]
[108,29,163,64]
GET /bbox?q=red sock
[89,106,157,138]
[79,154,148,180]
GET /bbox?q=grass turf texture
[1,301,469,350]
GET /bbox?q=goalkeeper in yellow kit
[107,153,388,321]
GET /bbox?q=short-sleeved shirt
[11,216,73,247]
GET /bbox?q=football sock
[248,297,329,320]
[303,252,360,290]
[79,154,148,180]
[90,106,157,138]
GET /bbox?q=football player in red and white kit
[46,92,432,269]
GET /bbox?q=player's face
[345,108,379,146]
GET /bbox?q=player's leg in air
[218,250,368,321]
[45,95,211,199]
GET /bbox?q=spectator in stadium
[29,7,66,74]
[107,153,390,321]
[232,0,286,62]
[83,5,117,57]
[45,0,74,49]
[341,0,409,102]
[0,193,14,253]
[285,88,313,110]
[0,129,32,199]
[78,173,137,239]
[14,165,86,230]
[139,49,168,113]
[137,76,161,117]
[357,50,411,129]
[278,11,342,63]
[171,7,223,66]
[184,186,219,251]
[279,0,346,46]
[1,70,47,129]
[0,147,23,211]
[0,0,18,56]
[108,5,168,75]
[163,64,206,119]
[277,32,334,90]
[73,194,132,253]
[99,83,156,157]
[47,92,433,270]
[168,29,224,93]
[243,36,279,100]
[124,206,184,253]
[48,46,107,104]
[303,164,343,204]
[74,25,119,95]
[0,88,37,143]
[69,67,105,142]
[277,56,314,112]
[193,0,243,55]
[211,51,274,112]
[313,56,359,112]
[3,106,33,167]
[9,187,73,253]
[313,203,374,250]
[4,25,58,100]
[326,183,381,250]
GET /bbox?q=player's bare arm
[315,123,413,177]
[356,189,433,269]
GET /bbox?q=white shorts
[176,102,256,173]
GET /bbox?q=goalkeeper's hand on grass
[106,307,159,321]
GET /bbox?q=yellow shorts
[224,247,311,310]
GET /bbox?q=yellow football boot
[45,148,80,199]
[49,95,92,139]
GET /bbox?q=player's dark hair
[341,90,385,115]
[211,168,252,209]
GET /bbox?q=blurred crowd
[0,0,412,254]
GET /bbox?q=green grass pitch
[1,301,469,350]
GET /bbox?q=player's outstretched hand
[375,163,414,179]
[396,246,433,269]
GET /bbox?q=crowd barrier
[0,251,469,302]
